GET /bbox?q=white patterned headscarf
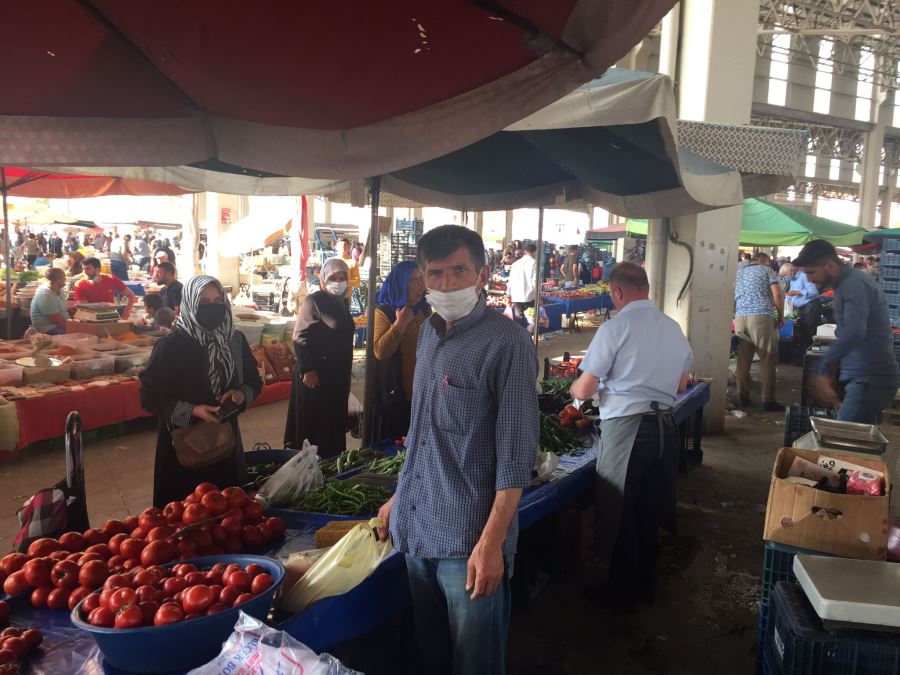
[321,257,349,287]
[178,275,235,397]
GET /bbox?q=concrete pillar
[323,200,332,226]
[859,57,889,230]
[206,193,241,295]
[661,0,757,433]
[658,5,680,80]
[645,219,668,304]
[504,210,514,248]
[179,194,200,277]
[880,169,896,230]
[474,212,484,236]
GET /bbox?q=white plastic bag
[784,296,795,317]
[255,440,323,508]
[534,451,560,482]
[276,517,392,613]
[187,612,360,675]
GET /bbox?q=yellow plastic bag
[276,517,392,613]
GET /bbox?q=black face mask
[195,303,227,331]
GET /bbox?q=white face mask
[325,280,348,296]
[426,285,480,322]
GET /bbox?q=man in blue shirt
[793,240,898,423]
[376,225,538,675]
[784,265,821,358]
[734,252,784,410]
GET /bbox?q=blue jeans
[838,376,898,424]
[405,554,514,675]
[110,259,129,281]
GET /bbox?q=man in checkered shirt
[376,225,538,675]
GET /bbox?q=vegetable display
[292,482,393,516]
[0,483,285,612]
[320,448,387,478]
[539,414,586,456]
[0,624,42,673]
[246,462,280,482]
[75,560,274,629]
[540,378,574,398]
[365,451,406,477]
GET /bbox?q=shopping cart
[14,411,90,552]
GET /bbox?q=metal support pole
[362,176,381,446]
[533,207,544,354]
[1,167,10,339]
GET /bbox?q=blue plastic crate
[881,279,900,293]
[783,405,837,447]
[354,326,366,347]
[882,238,900,252]
[767,581,900,675]
[761,541,830,607]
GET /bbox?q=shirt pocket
[433,379,489,439]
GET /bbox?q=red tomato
[0,628,20,638]
[3,571,30,597]
[220,516,242,537]
[222,486,249,508]
[201,491,228,516]
[182,503,210,525]
[123,515,139,531]
[138,508,167,533]
[22,558,51,587]
[183,572,205,586]
[241,526,263,549]
[68,585,92,610]
[259,521,275,543]
[225,508,245,525]
[46,587,71,610]
[189,530,213,551]
[140,540,177,567]
[178,539,197,557]
[154,602,184,626]
[205,570,223,586]
[102,520,129,537]
[0,650,15,665]
[132,570,160,588]
[0,554,28,576]
[21,628,42,650]
[265,517,286,539]
[162,577,187,596]
[221,564,241,585]
[104,574,130,590]
[84,544,111,560]
[30,586,52,609]
[226,570,251,592]
[107,533,128,555]
[232,592,254,607]
[123,558,142,571]
[58,531,86,553]
[130,527,146,540]
[218,585,239,606]
[28,538,61,557]
[88,606,115,627]
[78,560,109,589]
[82,529,108,546]
[242,501,264,524]
[184,494,198,505]
[108,587,137,614]
[208,584,223,597]
[244,563,264,578]
[99,587,117,609]
[163,501,184,524]
[205,602,226,615]
[81,591,101,615]
[115,604,143,629]
[135,584,158,603]
[147,526,174,542]
[77,552,104,566]
[208,525,228,546]
[181,585,214,613]
[48,550,68,562]
[3,637,26,660]
[66,552,85,564]
[193,482,218,500]
[51,560,80,588]
[0,602,7,624]
[138,600,159,625]
[107,555,127,572]
[120,538,146,561]
[250,573,273,595]
[184,613,199,621]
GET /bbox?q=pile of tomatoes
[0,483,285,612]
[0,601,42,675]
[77,561,274,629]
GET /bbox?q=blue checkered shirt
[389,297,539,559]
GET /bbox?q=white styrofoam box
[793,554,900,629]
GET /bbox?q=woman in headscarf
[284,257,355,457]
[365,261,429,442]
[140,275,262,507]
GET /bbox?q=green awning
[863,228,900,240]
[626,199,863,246]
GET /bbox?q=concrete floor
[1,320,894,674]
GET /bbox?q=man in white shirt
[507,242,537,327]
[570,263,692,608]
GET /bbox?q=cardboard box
[763,447,890,560]
[66,320,134,338]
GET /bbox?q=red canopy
[1,0,676,178]
[1,167,191,198]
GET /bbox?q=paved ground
[1,319,895,674]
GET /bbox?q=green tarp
[626,198,864,246]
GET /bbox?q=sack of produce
[250,345,277,385]
[255,440,323,508]
[264,343,296,382]
[276,517,392,613]
[187,611,360,675]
